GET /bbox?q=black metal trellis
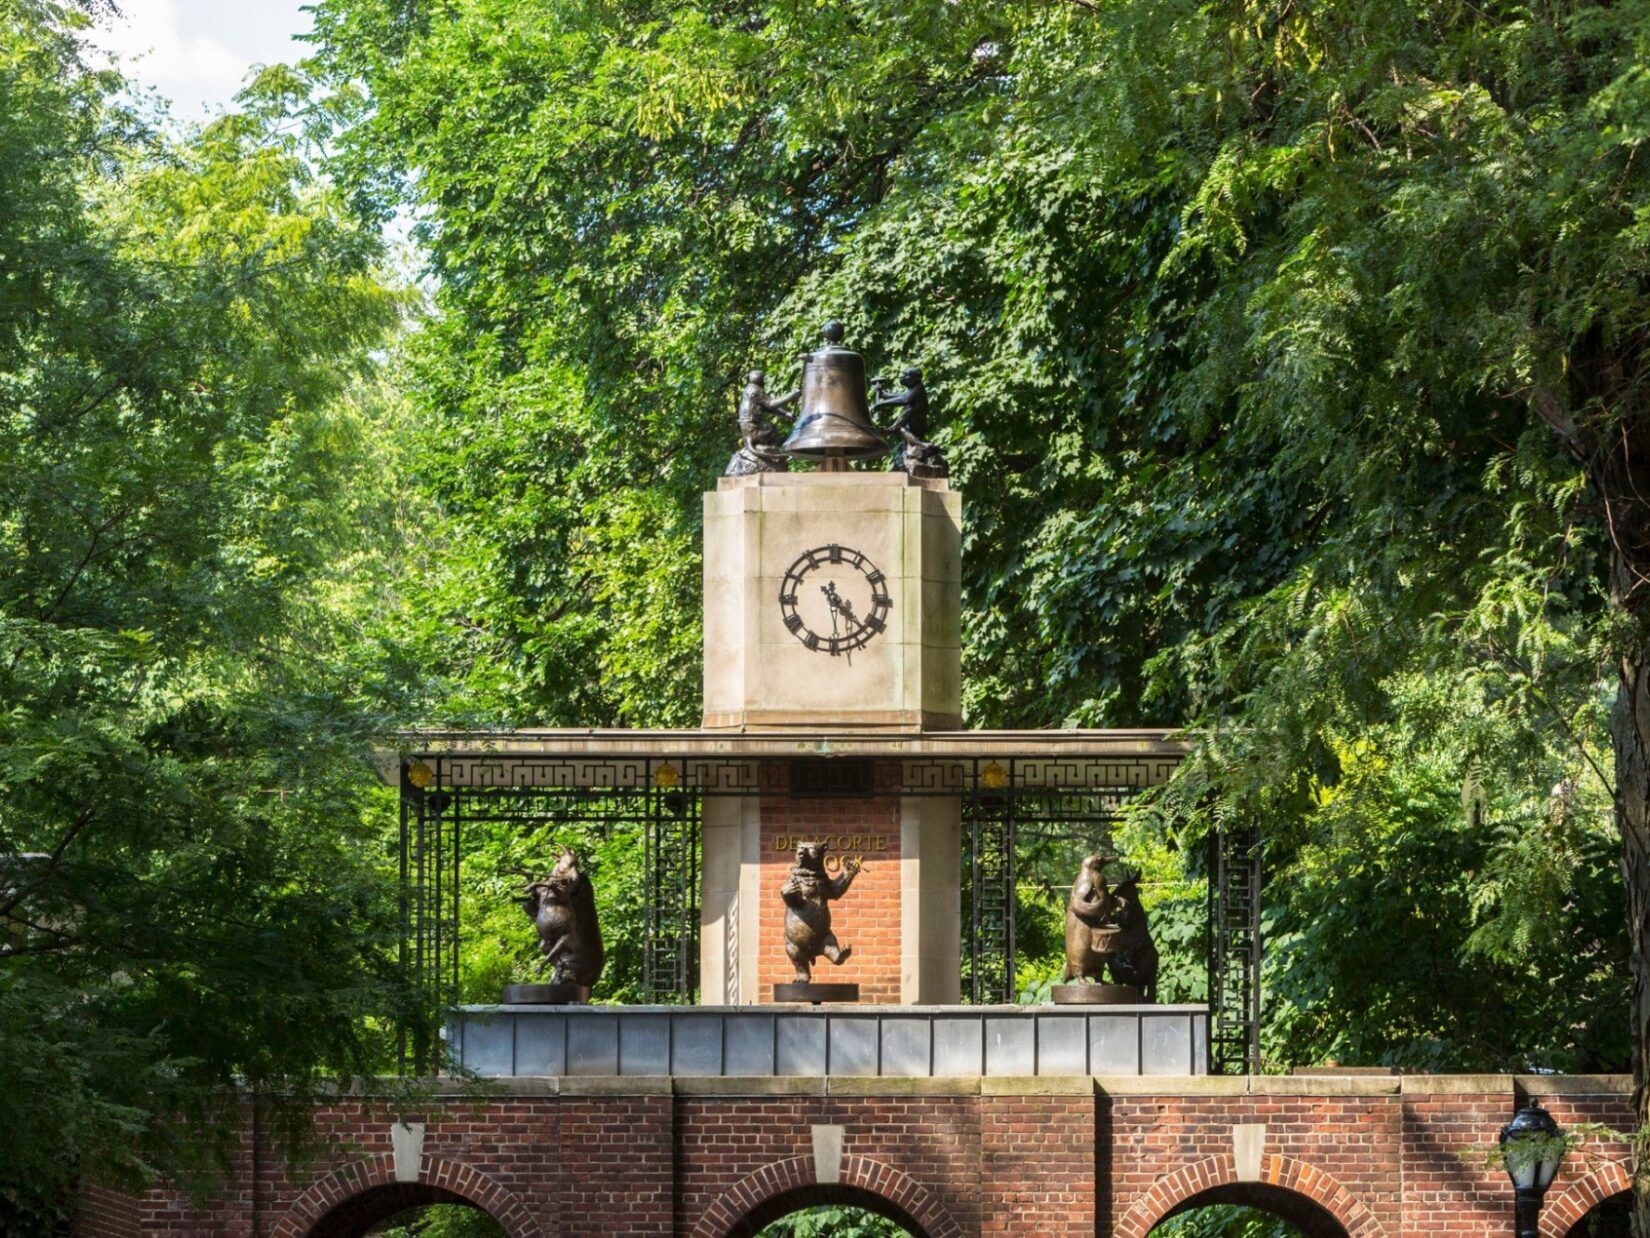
[396,749,1261,1074]
[1209,818,1263,1075]
[965,786,1015,1005]
[644,786,699,1004]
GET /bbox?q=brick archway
[1541,1161,1631,1237]
[1113,1153,1388,1238]
[691,1154,963,1238]
[270,1153,544,1238]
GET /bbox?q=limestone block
[880,1018,932,1077]
[828,1017,879,1075]
[672,1015,725,1076]
[516,1014,568,1076]
[984,1016,1036,1076]
[619,1015,670,1076]
[1037,1016,1089,1075]
[1089,1015,1140,1075]
[724,1015,776,1075]
[1141,1013,1194,1075]
[566,1014,619,1075]
[701,471,961,730]
[933,1016,984,1076]
[776,1016,827,1075]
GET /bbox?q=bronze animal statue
[1064,854,1119,983]
[519,849,604,989]
[1063,855,1159,1000]
[725,370,798,476]
[871,367,947,479]
[780,841,862,983]
[1103,872,1159,1002]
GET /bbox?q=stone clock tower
[698,327,964,1006]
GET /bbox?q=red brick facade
[90,1075,1633,1237]
[757,764,903,1004]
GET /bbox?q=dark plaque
[773,982,860,1005]
[503,982,592,1005]
[1050,983,1142,1005]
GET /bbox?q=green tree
[1153,1207,1300,1238]
[758,1205,908,1237]
[0,0,416,1221]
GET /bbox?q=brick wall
[758,764,903,1004]
[980,1090,1095,1234]
[105,1076,1636,1238]
[71,1183,141,1238]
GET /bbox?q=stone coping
[384,727,1189,764]
[457,1003,1210,1015]
[335,1073,1633,1099]
[715,471,951,491]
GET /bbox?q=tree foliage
[0,0,418,1220]
[9,0,1650,1217]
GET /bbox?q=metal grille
[965,789,1015,1004]
[397,757,703,1071]
[1208,820,1262,1074]
[644,789,700,1004]
[401,770,459,1072]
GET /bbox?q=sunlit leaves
[0,0,416,1212]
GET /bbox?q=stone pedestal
[702,471,960,731]
[698,471,962,1006]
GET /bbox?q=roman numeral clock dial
[777,544,892,658]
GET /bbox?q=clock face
[778,544,892,657]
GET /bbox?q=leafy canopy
[0,0,420,1219]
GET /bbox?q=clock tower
[698,326,964,1006]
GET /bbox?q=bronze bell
[781,321,887,465]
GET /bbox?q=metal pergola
[387,729,1262,1075]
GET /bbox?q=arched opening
[755,1199,914,1236]
[306,1185,508,1238]
[1152,1207,1304,1237]
[1565,1190,1630,1238]
[728,1185,924,1237]
[1152,1184,1350,1238]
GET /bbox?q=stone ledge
[556,1075,674,1096]
[826,1076,983,1096]
[1517,1074,1633,1095]
[1399,1074,1518,1095]
[673,1076,827,1097]
[1248,1075,1402,1096]
[306,1072,1636,1100]
[980,1076,1097,1096]
[1095,1076,1248,1096]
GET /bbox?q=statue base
[772,982,860,1005]
[1050,983,1144,1005]
[502,983,591,1005]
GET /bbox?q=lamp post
[1499,1103,1564,1238]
